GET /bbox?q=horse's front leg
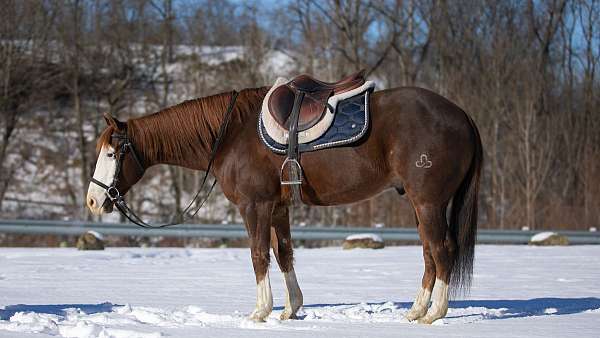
[241,201,274,322]
[270,204,303,320]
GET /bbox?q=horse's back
[371,86,472,132]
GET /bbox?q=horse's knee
[276,242,294,271]
[251,249,270,264]
[273,227,294,272]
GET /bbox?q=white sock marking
[283,269,303,315]
[420,278,449,323]
[251,270,273,321]
[406,287,432,320]
[413,287,432,309]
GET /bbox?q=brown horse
[86,84,482,324]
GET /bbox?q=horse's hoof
[248,314,267,322]
[249,309,270,322]
[405,308,427,321]
[417,316,436,324]
[280,309,298,320]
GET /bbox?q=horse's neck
[130,113,215,171]
[132,88,267,172]
[136,125,210,171]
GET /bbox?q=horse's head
[86,114,145,215]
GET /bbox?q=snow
[259,50,296,79]
[345,233,383,242]
[530,232,557,242]
[85,231,104,241]
[0,245,599,337]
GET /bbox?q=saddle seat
[268,70,366,131]
[290,70,366,94]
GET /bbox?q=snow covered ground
[0,245,599,337]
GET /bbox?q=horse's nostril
[88,197,96,208]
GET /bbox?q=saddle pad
[261,79,375,144]
[258,90,372,154]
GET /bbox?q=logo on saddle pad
[416,154,432,168]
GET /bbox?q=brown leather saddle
[265,70,367,198]
[268,70,366,131]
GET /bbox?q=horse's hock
[343,233,385,250]
[76,231,105,250]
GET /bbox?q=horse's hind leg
[270,204,303,320]
[414,204,457,324]
[405,229,435,321]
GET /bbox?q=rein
[91,91,239,228]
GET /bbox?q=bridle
[90,132,144,207]
[90,91,239,228]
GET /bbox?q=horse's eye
[107,153,114,158]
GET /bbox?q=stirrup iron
[280,158,303,185]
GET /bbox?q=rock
[343,233,385,250]
[76,231,105,250]
[529,232,569,246]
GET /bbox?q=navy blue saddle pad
[258,90,372,154]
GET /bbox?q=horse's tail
[449,113,483,296]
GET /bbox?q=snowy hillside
[2,44,297,222]
[0,245,598,337]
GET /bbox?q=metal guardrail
[0,219,599,244]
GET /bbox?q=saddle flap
[268,85,295,127]
[268,84,332,131]
[298,90,331,130]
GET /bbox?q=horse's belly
[298,146,395,206]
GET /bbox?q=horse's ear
[103,113,126,131]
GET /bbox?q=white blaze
[87,145,117,214]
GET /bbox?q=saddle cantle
[268,70,366,131]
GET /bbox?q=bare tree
[0,1,57,211]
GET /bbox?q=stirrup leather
[280,90,304,203]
